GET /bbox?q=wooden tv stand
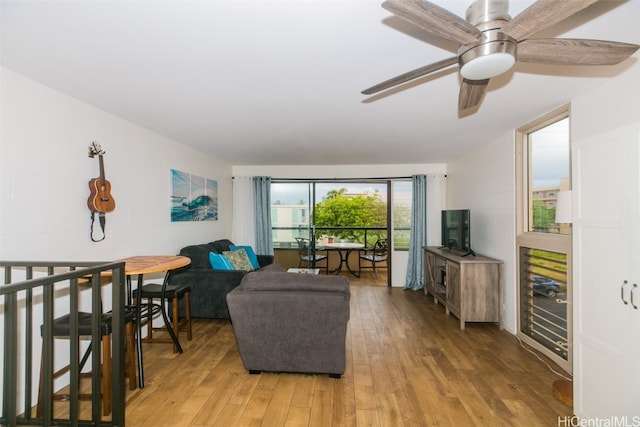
[423,246,502,330]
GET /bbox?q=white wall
[1,68,233,261]
[234,164,446,287]
[572,65,639,140]
[445,132,517,332]
[0,68,235,411]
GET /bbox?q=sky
[271,181,414,207]
[530,117,570,189]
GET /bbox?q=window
[526,117,571,234]
[269,179,414,286]
[269,180,414,250]
[314,182,388,247]
[516,107,572,373]
[270,181,390,248]
[519,247,568,360]
[392,180,412,250]
[271,182,311,247]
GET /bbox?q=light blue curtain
[405,174,427,290]
[252,176,273,255]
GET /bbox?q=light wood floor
[112,282,573,426]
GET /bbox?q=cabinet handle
[621,280,629,305]
[632,284,638,310]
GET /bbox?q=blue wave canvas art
[170,169,218,222]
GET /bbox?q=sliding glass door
[313,182,388,248]
[271,181,390,246]
[271,181,314,247]
[271,180,402,285]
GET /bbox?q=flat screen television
[441,209,474,256]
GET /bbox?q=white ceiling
[2,0,638,165]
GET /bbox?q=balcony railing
[1,260,127,426]
[519,248,568,360]
[272,226,394,249]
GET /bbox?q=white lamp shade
[555,190,572,224]
[459,53,515,80]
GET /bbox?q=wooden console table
[423,246,502,330]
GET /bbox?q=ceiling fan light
[458,34,517,80]
[460,52,515,80]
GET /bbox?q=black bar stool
[36,310,137,417]
[133,275,192,353]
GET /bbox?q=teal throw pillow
[209,252,233,270]
[229,245,260,269]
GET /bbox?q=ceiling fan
[362,0,639,113]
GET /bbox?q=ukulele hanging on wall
[87,142,115,242]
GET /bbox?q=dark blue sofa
[170,239,274,319]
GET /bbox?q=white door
[573,123,640,418]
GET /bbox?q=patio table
[319,242,364,277]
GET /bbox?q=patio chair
[296,237,328,273]
[358,238,388,278]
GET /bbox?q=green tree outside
[532,200,556,232]
[314,188,387,246]
[393,203,411,249]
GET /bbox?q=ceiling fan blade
[362,56,458,95]
[501,0,600,41]
[518,38,640,65]
[382,0,483,46]
[458,78,489,111]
